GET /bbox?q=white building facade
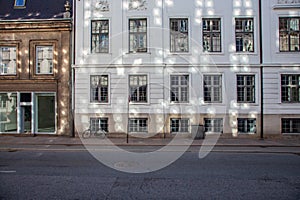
[74,0,300,137]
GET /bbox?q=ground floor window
[170,118,189,133]
[204,118,223,133]
[90,118,109,132]
[129,118,148,133]
[282,118,300,134]
[36,94,56,133]
[0,93,17,133]
[237,118,256,134]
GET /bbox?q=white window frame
[236,74,256,103]
[0,46,17,75]
[202,18,222,53]
[128,74,148,104]
[90,75,110,104]
[234,17,255,53]
[278,17,300,52]
[281,74,300,103]
[128,18,148,53]
[237,118,256,134]
[170,18,190,53]
[203,74,222,103]
[170,118,190,133]
[35,46,54,75]
[282,118,300,134]
[90,117,109,133]
[129,118,148,133]
[91,19,110,53]
[170,74,190,103]
[204,118,223,133]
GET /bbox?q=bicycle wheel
[82,129,91,138]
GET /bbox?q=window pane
[0,47,17,75]
[237,75,255,103]
[91,20,109,53]
[90,75,109,103]
[202,18,221,52]
[281,74,300,103]
[129,75,147,103]
[170,19,189,52]
[170,75,189,103]
[36,46,53,74]
[129,19,147,53]
[235,18,254,52]
[129,118,148,132]
[0,93,17,133]
[279,17,300,52]
[171,118,189,133]
[15,0,25,6]
[204,75,222,103]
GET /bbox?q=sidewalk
[0,135,300,147]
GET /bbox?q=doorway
[20,106,31,133]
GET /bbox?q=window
[170,75,189,103]
[90,75,109,103]
[91,20,109,53]
[14,0,26,7]
[237,118,256,134]
[282,119,300,134]
[281,74,300,103]
[129,118,148,132]
[0,93,17,133]
[129,19,147,53]
[36,46,53,74]
[235,18,254,52]
[279,17,300,52]
[0,47,16,75]
[129,75,147,103]
[90,118,109,133]
[204,118,223,133]
[203,75,222,103]
[170,118,189,133]
[237,75,255,103]
[170,18,189,52]
[202,18,221,52]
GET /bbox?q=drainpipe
[70,0,76,137]
[259,0,264,139]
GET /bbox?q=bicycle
[82,126,107,139]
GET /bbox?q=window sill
[233,52,257,55]
[205,132,222,135]
[168,52,191,56]
[280,102,300,105]
[90,102,110,105]
[282,132,300,135]
[171,132,190,134]
[91,52,112,55]
[126,52,151,55]
[0,74,17,76]
[202,102,225,106]
[276,51,300,54]
[170,102,190,105]
[202,51,224,55]
[235,102,259,106]
[238,132,256,135]
[129,102,149,105]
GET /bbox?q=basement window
[14,0,26,8]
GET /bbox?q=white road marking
[0,170,16,173]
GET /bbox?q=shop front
[0,92,56,134]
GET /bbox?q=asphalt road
[0,147,299,200]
